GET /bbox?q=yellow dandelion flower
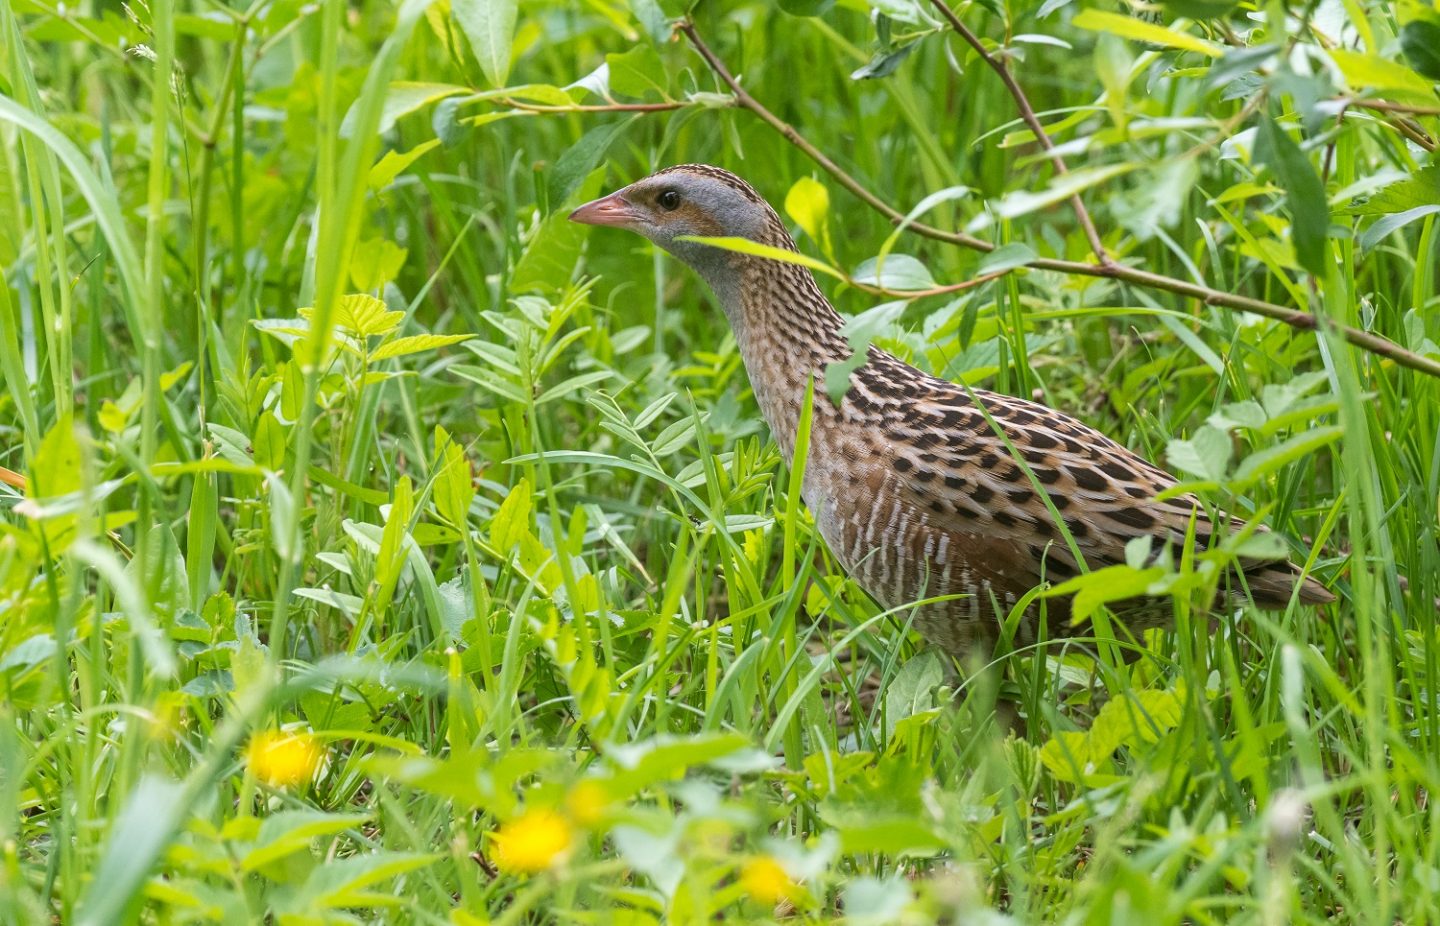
[740,856,796,904]
[245,731,322,786]
[564,780,611,828]
[492,809,573,874]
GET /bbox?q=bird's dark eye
[657,190,681,211]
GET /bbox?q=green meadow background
[3,0,1440,921]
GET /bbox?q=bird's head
[569,165,790,272]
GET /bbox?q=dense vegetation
[3,0,1440,921]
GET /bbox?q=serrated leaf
[370,333,475,361]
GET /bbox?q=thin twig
[676,20,1440,380]
[923,0,1110,265]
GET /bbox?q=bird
[570,165,1333,656]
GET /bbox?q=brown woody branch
[676,20,1440,380]
[923,0,1110,265]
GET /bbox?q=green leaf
[780,0,835,14]
[974,163,1136,227]
[1231,425,1343,486]
[1254,115,1328,277]
[606,44,668,99]
[851,254,935,290]
[976,242,1036,275]
[1342,166,1440,216]
[369,333,476,361]
[349,237,408,291]
[1359,205,1440,251]
[346,82,467,138]
[1161,0,1238,18]
[1402,21,1440,81]
[490,478,533,554]
[1165,424,1233,482]
[1071,10,1222,57]
[453,0,517,88]
[549,121,627,208]
[241,811,371,872]
[784,176,831,254]
[1329,49,1437,97]
[75,776,186,926]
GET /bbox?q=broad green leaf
[1402,20,1440,81]
[453,0,517,88]
[549,121,628,208]
[1329,48,1437,97]
[851,254,936,291]
[976,242,1036,274]
[344,82,467,138]
[331,294,406,338]
[784,176,831,254]
[1342,166,1440,216]
[1232,425,1343,485]
[349,237,408,291]
[1359,205,1440,251]
[1166,424,1233,482]
[606,44,668,99]
[490,478,533,553]
[1071,10,1222,58]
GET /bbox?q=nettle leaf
[297,294,405,339]
[453,0,517,88]
[370,334,476,361]
[606,44,668,99]
[1342,165,1440,216]
[1254,115,1328,277]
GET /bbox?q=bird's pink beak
[569,192,642,229]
